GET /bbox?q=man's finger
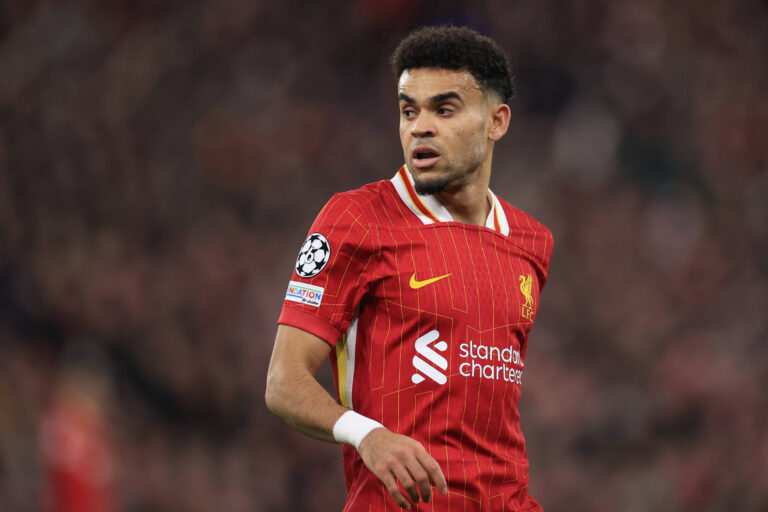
[380,471,412,510]
[416,450,448,495]
[403,456,432,503]
[392,464,420,504]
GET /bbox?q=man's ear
[488,103,511,142]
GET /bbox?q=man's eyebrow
[429,92,463,104]
[397,92,464,104]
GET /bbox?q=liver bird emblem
[518,274,534,309]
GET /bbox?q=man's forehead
[397,68,482,99]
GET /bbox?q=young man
[266,26,553,511]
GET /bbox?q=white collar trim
[390,165,509,236]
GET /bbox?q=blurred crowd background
[0,0,766,511]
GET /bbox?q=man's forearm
[265,324,447,509]
[265,325,357,442]
[265,358,348,443]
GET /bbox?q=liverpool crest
[518,274,535,321]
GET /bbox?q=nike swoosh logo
[409,272,452,289]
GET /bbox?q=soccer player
[266,25,553,511]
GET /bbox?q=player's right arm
[265,326,448,509]
[268,193,446,508]
[265,324,346,442]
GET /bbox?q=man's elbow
[264,371,283,416]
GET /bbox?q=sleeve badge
[295,233,331,278]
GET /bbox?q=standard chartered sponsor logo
[411,330,448,385]
[411,330,525,385]
[458,341,524,384]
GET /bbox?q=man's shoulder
[496,195,552,238]
[332,179,393,210]
[494,194,554,270]
[320,179,403,224]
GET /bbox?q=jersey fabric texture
[279,166,553,511]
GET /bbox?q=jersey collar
[390,165,510,236]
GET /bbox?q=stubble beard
[411,119,489,196]
[413,168,462,195]
[412,146,487,197]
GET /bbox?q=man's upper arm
[278,192,374,347]
[269,324,332,379]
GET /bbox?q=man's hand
[357,428,448,510]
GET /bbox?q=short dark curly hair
[391,25,515,104]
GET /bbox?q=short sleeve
[278,193,375,347]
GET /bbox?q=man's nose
[410,113,436,138]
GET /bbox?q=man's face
[398,68,495,195]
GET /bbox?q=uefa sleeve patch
[285,281,324,307]
[295,233,331,278]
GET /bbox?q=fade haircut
[391,25,515,104]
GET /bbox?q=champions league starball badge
[295,233,331,278]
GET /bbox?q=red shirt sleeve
[278,192,375,347]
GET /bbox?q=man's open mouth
[411,146,441,168]
[414,149,440,160]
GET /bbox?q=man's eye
[438,107,453,115]
[403,109,416,118]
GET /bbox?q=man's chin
[413,176,449,196]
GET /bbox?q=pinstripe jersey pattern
[279,166,553,511]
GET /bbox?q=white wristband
[332,410,384,449]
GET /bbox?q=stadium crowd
[0,0,766,510]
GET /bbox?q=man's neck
[434,164,493,227]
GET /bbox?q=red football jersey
[279,166,553,511]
